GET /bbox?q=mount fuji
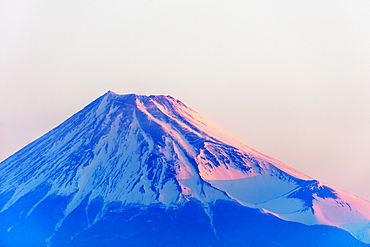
[0,91,369,246]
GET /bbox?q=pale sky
[1,0,370,201]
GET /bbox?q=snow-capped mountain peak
[0,92,369,246]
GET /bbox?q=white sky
[1,0,370,201]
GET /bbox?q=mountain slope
[0,91,369,246]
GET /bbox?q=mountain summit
[1,91,369,246]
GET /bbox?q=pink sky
[1,1,370,201]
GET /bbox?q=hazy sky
[1,1,370,201]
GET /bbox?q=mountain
[0,91,369,247]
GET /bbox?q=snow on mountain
[0,91,369,246]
